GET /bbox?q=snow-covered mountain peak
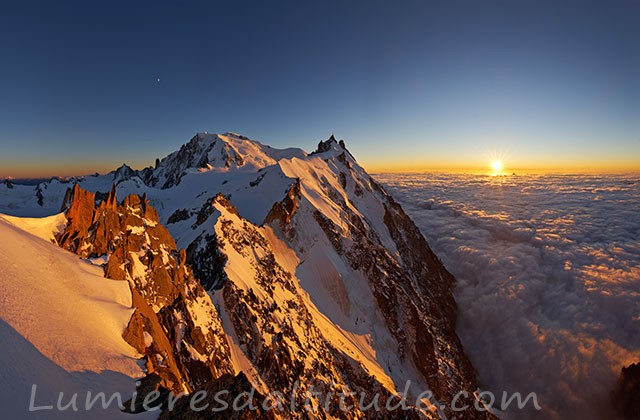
[113,163,137,184]
[143,132,306,189]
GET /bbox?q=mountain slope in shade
[0,133,498,419]
[0,216,151,419]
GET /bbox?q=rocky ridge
[56,184,234,396]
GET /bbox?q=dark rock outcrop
[613,363,640,419]
[167,208,191,225]
[263,179,301,229]
[159,373,276,419]
[313,134,340,154]
[186,232,228,291]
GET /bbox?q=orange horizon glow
[363,161,640,175]
[1,154,639,179]
[0,158,152,179]
[351,138,640,175]
[360,152,640,175]
[2,162,640,179]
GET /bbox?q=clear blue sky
[0,0,638,176]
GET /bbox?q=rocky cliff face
[56,184,234,395]
[9,132,497,419]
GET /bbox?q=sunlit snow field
[377,173,640,419]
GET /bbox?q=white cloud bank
[377,173,640,419]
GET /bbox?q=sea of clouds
[377,173,640,419]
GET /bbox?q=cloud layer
[377,173,640,419]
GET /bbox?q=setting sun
[491,160,504,172]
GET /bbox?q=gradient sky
[0,0,638,177]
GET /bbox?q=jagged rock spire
[313,134,345,154]
[55,185,234,394]
[105,183,117,208]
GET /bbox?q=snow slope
[1,212,67,242]
[0,215,147,419]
